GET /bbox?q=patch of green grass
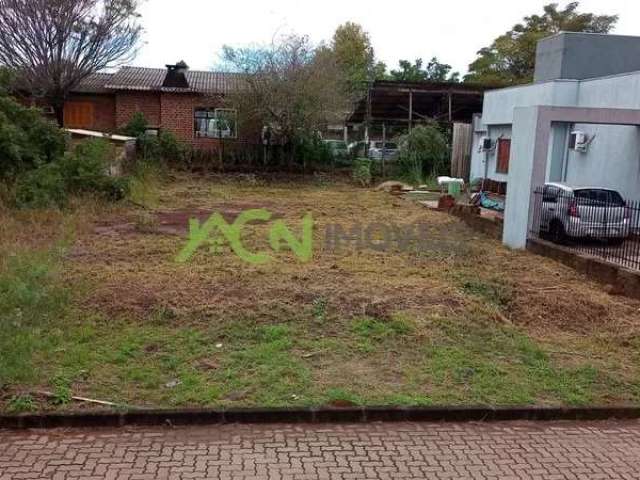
[312,297,328,322]
[6,394,37,413]
[213,323,312,406]
[351,316,413,352]
[0,249,70,387]
[419,318,618,406]
[323,387,363,406]
[461,278,513,308]
[50,375,72,405]
[0,246,634,410]
[352,316,412,339]
[128,162,161,208]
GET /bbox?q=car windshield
[574,189,625,206]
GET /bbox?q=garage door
[64,101,94,129]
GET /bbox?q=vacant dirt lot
[2,173,640,411]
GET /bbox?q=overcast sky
[132,0,639,75]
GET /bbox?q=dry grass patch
[2,173,640,411]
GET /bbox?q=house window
[496,138,511,174]
[194,108,237,139]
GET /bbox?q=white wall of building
[577,71,640,109]
[503,107,541,249]
[564,124,640,200]
[469,125,512,183]
[482,80,578,125]
[471,70,640,200]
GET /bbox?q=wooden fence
[450,123,472,181]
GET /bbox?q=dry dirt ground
[1,173,640,410]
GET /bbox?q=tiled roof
[102,66,240,94]
[73,72,115,93]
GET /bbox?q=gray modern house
[470,32,640,248]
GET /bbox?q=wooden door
[64,101,94,129]
[496,138,511,174]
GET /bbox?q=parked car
[368,141,399,161]
[323,140,349,163]
[347,141,367,158]
[538,183,631,245]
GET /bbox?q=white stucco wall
[503,107,541,248]
[482,80,578,125]
[577,71,640,109]
[471,71,640,199]
[564,124,640,200]
[470,124,512,184]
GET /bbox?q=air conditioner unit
[569,131,588,152]
[479,137,492,151]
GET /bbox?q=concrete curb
[2,406,640,430]
[526,237,640,300]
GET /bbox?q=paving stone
[1,421,640,479]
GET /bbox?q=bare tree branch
[221,34,348,151]
[0,0,142,124]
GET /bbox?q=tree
[221,34,348,169]
[397,124,449,185]
[0,95,67,178]
[330,22,386,97]
[388,57,459,82]
[0,66,14,95]
[465,2,618,85]
[0,0,142,125]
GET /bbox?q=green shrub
[137,130,185,166]
[137,133,162,162]
[59,139,113,192]
[14,138,129,208]
[0,67,14,95]
[14,163,67,208]
[0,96,66,178]
[396,124,449,185]
[64,139,129,201]
[352,157,372,187]
[295,135,332,169]
[158,131,185,163]
[120,112,148,138]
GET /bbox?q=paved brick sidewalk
[1,420,640,479]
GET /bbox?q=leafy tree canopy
[329,22,386,96]
[0,95,66,178]
[465,2,618,85]
[388,57,460,83]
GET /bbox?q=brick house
[61,62,244,151]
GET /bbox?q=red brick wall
[160,93,225,149]
[64,94,116,132]
[115,91,161,128]
[110,90,259,151]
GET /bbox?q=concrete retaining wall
[526,238,640,300]
[449,205,503,240]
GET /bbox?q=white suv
[537,183,631,245]
[367,141,398,161]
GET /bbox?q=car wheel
[550,220,567,245]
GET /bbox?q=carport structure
[505,106,640,249]
[347,80,486,139]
